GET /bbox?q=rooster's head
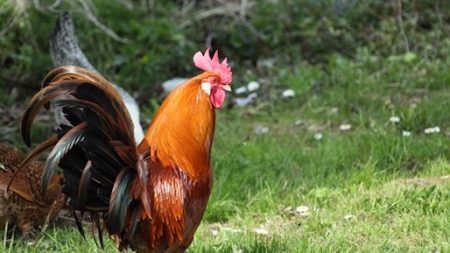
[193,48,232,108]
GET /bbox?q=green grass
[1,48,449,252]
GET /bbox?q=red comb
[193,48,232,85]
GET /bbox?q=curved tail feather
[21,66,149,242]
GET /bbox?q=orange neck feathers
[140,72,216,179]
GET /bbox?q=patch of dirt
[391,175,450,187]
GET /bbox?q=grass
[1,48,449,252]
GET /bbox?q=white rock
[424,127,440,134]
[259,58,275,69]
[234,92,258,107]
[339,124,352,131]
[402,130,411,137]
[162,78,188,94]
[329,107,339,114]
[247,81,260,92]
[294,119,304,126]
[210,228,219,236]
[282,89,296,98]
[314,133,323,140]
[343,214,353,220]
[389,116,400,123]
[222,227,242,233]
[26,240,37,246]
[235,86,247,95]
[296,205,310,216]
[254,227,269,235]
[254,125,269,134]
[232,246,243,253]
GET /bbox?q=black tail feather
[22,66,144,241]
[72,209,86,239]
[22,82,83,146]
[108,168,135,234]
[41,122,87,194]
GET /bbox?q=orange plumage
[21,49,232,252]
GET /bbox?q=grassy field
[1,1,449,252]
[1,48,449,252]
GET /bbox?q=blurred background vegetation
[0,0,448,101]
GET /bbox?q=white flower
[339,124,352,131]
[254,227,269,235]
[389,116,400,123]
[424,127,440,134]
[235,86,247,95]
[247,81,260,92]
[282,89,296,98]
[314,133,323,140]
[402,130,411,137]
[296,205,310,216]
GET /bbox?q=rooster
[49,11,144,143]
[21,49,232,252]
[0,143,64,234]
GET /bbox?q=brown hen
[0,143,64,234]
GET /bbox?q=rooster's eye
[208,76,219,85]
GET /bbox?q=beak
[222,85,232,92]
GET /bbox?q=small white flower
[424,127,440,134]
[314,133,323,140]
[235,86,247,95]
[282,89,296,98]
[389,116,400,123]
[339,124,352,131]
[402,130,411,137]
[247,81,260,92]
[296,205,310,216]
[343,214,353,220]
[254,227,269,235]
